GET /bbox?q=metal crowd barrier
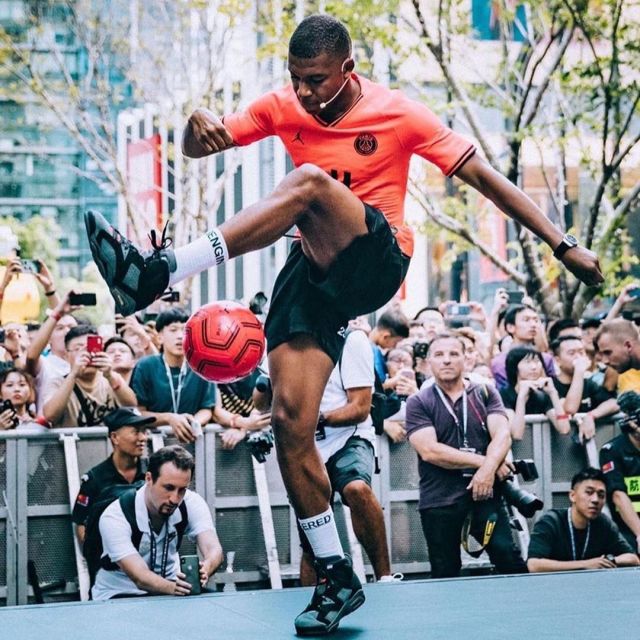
[0,416,621,606]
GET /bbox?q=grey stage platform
[2,569,638,640]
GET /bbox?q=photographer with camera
[405,333,527,578]
[527,468,638,572]
[599,390,640,553]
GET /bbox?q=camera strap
[163,358,188,413]
[435,385,468,448]
[567,508,590,561]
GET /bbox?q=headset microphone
[319,76,350,110]
[319,60,351,111]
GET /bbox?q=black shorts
[299,436,375,555]
[265,203,410,363]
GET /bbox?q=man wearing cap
[72,407,152,544]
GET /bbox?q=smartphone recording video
[68,292,97,306]
[86,335,103,354]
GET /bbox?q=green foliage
[0,215,60,273]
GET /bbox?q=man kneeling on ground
[91,444,223,600]
[527,467,639,572]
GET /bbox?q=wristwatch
[553,233,579,259]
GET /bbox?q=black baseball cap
[104,407,154,433]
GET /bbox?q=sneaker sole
[295,588,366,637]
[84,210,136,316]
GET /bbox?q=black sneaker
[294,555,365,636]
[84,210,176,316]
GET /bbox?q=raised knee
[290,163,329,201]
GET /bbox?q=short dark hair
[64,324,98,348]
[427,332,466,355]
[155,308,189,333]
[571,467,606,488]
[375,309,409,338]
[289,14,351,60]
[104,336,135,357]
[581,317,602,331]
[548,318,580,344]
[413,306,443,322]
[505,345,546,388]
[147,445,195,482]
[503,304,537,331]
[550,334,583,356]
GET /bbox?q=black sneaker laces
[148,221,173,253]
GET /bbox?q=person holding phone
[490,304,556,390]
[500,345,571,441]
[91,445,222,600]
[27,290,88,413]
[43,325,137,428]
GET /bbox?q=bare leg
[342,480,391,579]
[220,164,367,272]
[268,334,335,517]
[299,550,317,587]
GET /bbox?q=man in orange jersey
[86,14,603,635]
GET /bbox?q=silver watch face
[564,234,578,247]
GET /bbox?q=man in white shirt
[300,328,395,583]
[91,445,223,600]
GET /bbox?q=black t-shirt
[72,455,146,525]
[499,385,553,414]
[528,508,633,560]
[599,434,640,534]
[553,376,614,413]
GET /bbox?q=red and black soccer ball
[183,301,265,383]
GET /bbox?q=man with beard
[91,445,222,600]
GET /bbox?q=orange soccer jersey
[223,74,475,257]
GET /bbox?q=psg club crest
[354,133,378,156]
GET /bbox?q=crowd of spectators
[2,252,640,592]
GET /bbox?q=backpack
[82,481,188,586]
[338,330,400,436]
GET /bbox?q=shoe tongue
[319,555,344,569]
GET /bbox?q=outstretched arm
[455,154,603,286]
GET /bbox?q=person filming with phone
[91,445,223,600]
[43,325,137,428]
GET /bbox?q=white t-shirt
[35,353,69,414]
[91,485,214,600]
[317,330,375,463]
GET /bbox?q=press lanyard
[567,509,590,561]
[435,385,468,448]
[148,520,172,578]
[164,358,187,413]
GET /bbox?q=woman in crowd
[501,346,570,440]
[0,367,46,430]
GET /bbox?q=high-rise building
[0,0,120,277]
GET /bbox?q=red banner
[127,134,163,242]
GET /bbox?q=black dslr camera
[246,429,274,463]
[499,459,543,518]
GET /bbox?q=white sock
[298,508,345,559]
[169,228,229,286]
